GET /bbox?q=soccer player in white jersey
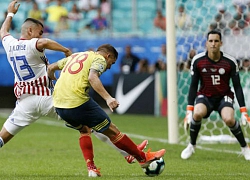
[0,1,148,177]
[0,1,72,148]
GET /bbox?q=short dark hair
[24,18,43,28]
[97,44,118,59]
[207,30,222,40]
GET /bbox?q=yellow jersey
[53,51,107,108]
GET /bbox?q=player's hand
[184,105,194,131]
[47,64,57,80]
[106,97,119,112]
[64,48,72,57]
[8,0,20,14]
[240,107,250,126]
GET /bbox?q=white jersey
[2,35,53,99]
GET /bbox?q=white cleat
[88,169,101,177]
[87,164,101,177]
[241,146,250,160]
[181,143,195,160]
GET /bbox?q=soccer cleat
[241,146,250,160]
[137,140,149,151]
[87,164,101,177]
[181,143,195,160]
[125,140,149,164]
[139,148,166,168]
[125,155,136,164]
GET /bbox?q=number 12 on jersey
[211,75,220,85]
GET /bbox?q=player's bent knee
[193,113,204,121]
[224,119,235,127]
[79,125,91,133]
[3,120,26,136]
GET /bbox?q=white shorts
[4,95,57,135]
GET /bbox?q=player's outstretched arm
[47,58,69,80]
[0,0,20,39]
[47,62,59,80]
[36,38,72,57]
[38,39,72,80]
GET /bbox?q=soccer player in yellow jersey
[48,44,166,177]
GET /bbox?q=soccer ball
[142,158,165,177]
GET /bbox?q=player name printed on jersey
[9,45,26,52]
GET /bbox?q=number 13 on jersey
[10,55,35,81]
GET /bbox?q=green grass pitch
[0,113,249,180]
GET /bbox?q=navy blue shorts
[55,98,111,132]
[195,95,234,118]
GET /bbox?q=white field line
[0,112,242,155]
[35,119,244,155]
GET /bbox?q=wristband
[240,107,247,113]
[7,13,14,18]
[186,105,194,111]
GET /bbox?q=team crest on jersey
[210,68,217,72]
[98,64,105,72]
[202,68,207,72]
[219,68,225,75]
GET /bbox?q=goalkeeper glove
[184,105,194,131]
[240,107,250,126]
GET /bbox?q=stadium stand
[0,0,242,37]
[0,0,249,86]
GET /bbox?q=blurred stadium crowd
[1,0,164,38]
[2,0,250,37]
[0,0,250,73]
